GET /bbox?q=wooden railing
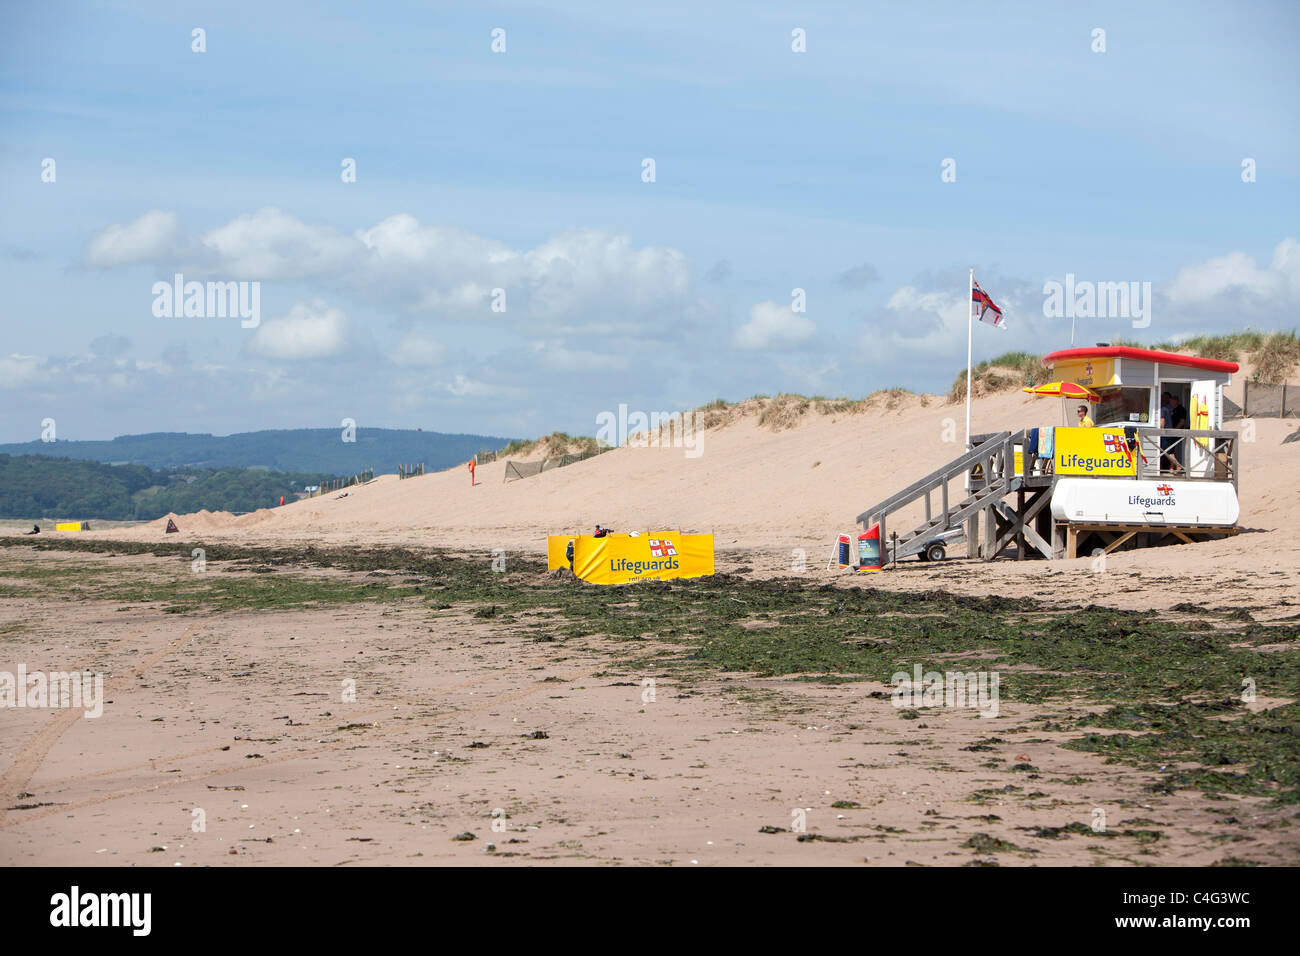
[856,431,1023,560]
[1132,429,1238,491]
[310,469,374,497]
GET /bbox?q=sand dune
[83,380,1299,613]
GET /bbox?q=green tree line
[0,454,334,521]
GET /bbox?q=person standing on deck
[1159,392,1185,475]
[1169,394,1189,472]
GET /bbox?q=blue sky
[1,0,1297,443]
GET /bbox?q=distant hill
[0,455,334,521]
[0,428,519,475]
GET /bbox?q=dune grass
[949,332,1300,405]
[1113,330,1300,382]
[498,432,604,458]
[699,390,921,432]
[948,351,1048,403]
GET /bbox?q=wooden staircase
[856,430,1048,562]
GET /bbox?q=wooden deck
[858,428,1242,565]
[1058,521,1240,559]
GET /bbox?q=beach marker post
[468,459,476,486]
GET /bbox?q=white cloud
[389,331,447,367]
[87,208,697,333]
[201,207,356,280]
[357,214,515,277]
[359,218,691,321]
[856,276,1035,372]
[1166,237,1300,308]
[445,374,498,397]
[732,301,815,350]
[0,353,49,389]
[529,340,629,371]
[247,300,350,360]
[881,286,967,340]
[521,230,690,318]
[0,350,187,394]
[84,210,178,267]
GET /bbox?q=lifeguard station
[856,346,1241,563]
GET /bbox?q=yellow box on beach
[549,531,714,584]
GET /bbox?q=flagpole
[965,267,974,448]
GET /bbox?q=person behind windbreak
[1159,391,1185,475]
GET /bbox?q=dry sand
[1,552,1293,866]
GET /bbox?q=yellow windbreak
[546,535,576,570]
[569,531,713,584]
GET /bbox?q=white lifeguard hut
[855,345,1242,563]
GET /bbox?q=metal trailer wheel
[925,543,946,562]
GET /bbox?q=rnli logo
[648,539,677,557]
[1103,432,1135,467]
[1156,483,1173,496]
[1085,361,1093,377]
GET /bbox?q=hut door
[1188,380,1217,477]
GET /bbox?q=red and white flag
[971,280,1006,329]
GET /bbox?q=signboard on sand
[1054,427,1137,477]
[550,532,714,584]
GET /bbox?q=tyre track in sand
[0,655,604,829]
[0,620,207,828]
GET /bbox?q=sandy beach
[2,380,1297,867]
